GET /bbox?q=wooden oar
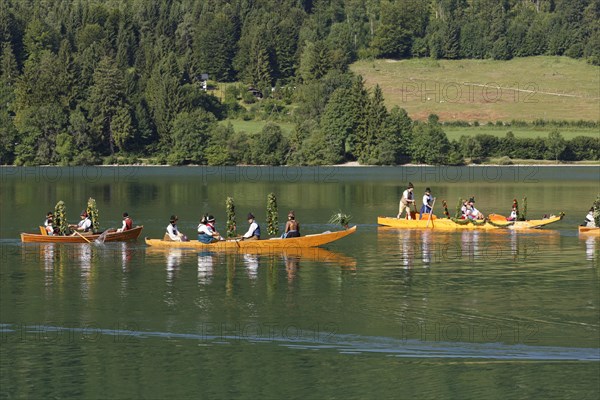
[74,230,92,243]
[426,197,437,228]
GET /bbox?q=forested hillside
[1,0,598,165]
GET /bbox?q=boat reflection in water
[377,227,558,268]
[582,235,598,263]
[145,245,356,285]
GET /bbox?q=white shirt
[78,218,92,231]
[586,212,595,227]
[243,221,259,238]
[402,189,413,202]
[509,210,517,219]
[422,194,432,207]
[167,223,182,241]
[197,223,215,235]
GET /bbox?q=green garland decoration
[225,197,236,238]
[54,200,70,235]
[518,196,528,221]
[454,198,464,219]
[329,210,352,228]
[266,192,279,236]
[450,217,470,225]
[487,218,514,228]
[593,195,600,227]
[86,197,100,233]
[442,200,450,218]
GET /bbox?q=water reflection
[197,251,215,285]
[582,236,598,263]
[377,227,557,268]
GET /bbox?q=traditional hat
[46,211,54,218]
[288,211,295,219]
[170,215,178,223]
[247,213,255,220]
[469,197,475,203]
[123,212,129,217]
[207,215,215,222]
[425,187,431,193]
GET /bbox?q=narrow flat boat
[378,213,562,230]
[21,226,144,243]
[145,226,357,249]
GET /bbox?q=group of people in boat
[396,182,489,221]
[397,182,435,220]
[43,211,133,236]
[165,211,301,243]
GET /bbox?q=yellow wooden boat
[378,214,562,230]
[145,226,357,250]
[578,226,600,236]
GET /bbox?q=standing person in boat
[419,188,434,219]
[70,211,92,233]
[117,212,133,232]
[241,213,261,240]
[283,211,301,238]
[197,215,223,243]
[397,182,415,220]
[583,207,596,227]
[44,212,55,235]
[166,215,186,241]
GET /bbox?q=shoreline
[1,162,598,168]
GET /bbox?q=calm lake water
[1,166,599,399]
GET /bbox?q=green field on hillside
[219,119,296,135]
[443,126,599,141]
[351,56,600,122]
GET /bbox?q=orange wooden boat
[145,226,357,250]
[578,226,600,236]
[21,226,144,243]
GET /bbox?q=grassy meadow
[350,56,600,122]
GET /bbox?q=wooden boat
[578,226,600,236]
[378,213,562,230]
[21,226,144,243]
[145,226,357,250]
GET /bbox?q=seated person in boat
[117,212,133,232]
[506,206,518,221]
[44,212,55,235]
[241,213,261,240]
[197,215,223,243]
[583,208,596,227]
[166,215,186,241]
[70,211,92,233]
[397,182,415,220]
[282,211,300,238]
[467,198,484,220]
[419,188,434,219]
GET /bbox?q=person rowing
[582,207,596,228]
[282,211,300,238]
[166,215,186,241]
[241,213,261,240]
[70,210,92,233]
[419,187,434,219]
[397,182,415,220]
[197,215,224,243]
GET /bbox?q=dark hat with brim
[170,215,178,223]
[207,215,215,222]
[425,187,431,193]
